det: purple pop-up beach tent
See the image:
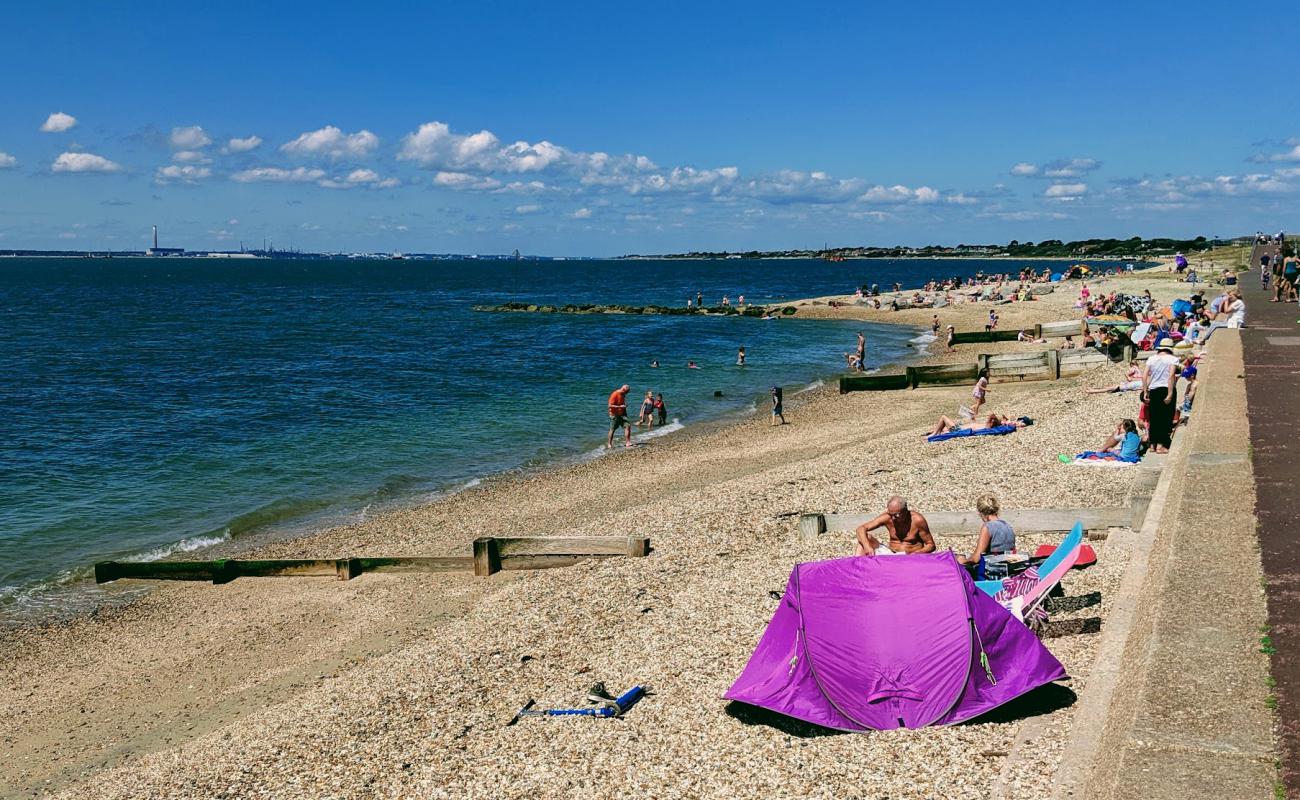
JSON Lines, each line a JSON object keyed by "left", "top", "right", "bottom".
{"left": 725, "top": 553, "right": 1067, "bottom": 730}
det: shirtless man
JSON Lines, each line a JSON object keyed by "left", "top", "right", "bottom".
{"left": 854, "top": 496, "right": 936, "bottom": 556}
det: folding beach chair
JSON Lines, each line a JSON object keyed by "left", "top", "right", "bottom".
{"left": 975, "top": 522, "right": 1084, "bottom": 624}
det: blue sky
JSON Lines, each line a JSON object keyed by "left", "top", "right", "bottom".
{"left": 1, "top": 0, "right": 1297, "bottom": 255}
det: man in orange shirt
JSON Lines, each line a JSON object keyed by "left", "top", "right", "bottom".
{"left": 607, "top": 384, "right": 632, "bottom": 448}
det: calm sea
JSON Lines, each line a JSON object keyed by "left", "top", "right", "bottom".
{"left": 0, "top": 256, "right": 1126, "bottom": 620}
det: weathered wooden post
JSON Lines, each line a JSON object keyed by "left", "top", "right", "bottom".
{"left": 473, "top": 537, "right": 501, "bottom": 576}
{"left": 1123, "top": 343, "right": 1135, "bottom": 363}
{"left": 906, "top": 366, "right": 918, "bottom": 389}
{"left": 1047, "top": 349, "right": 1060, "bottom": 380}
{"left": 798, "top": 514, "right": 827, "bottom": 541}
{"left": 977, "top": 354, "right": 990, "bottom": 375}
{"left": 625, "top": 536, "right": 651, "bottom": 557}
{"left": 335, "top": 558, "right": 360, "bottom": 581}
{"left": 1034, "top": 323, "right": 1043, "bottom": 339}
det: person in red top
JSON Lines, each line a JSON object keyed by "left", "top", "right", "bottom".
{"left": 607, "top": 384, "right": 632, "bottom": 448}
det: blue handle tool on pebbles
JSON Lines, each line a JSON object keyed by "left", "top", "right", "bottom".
{"left": 508, "top": 684, "right": 647, "bottom": 725}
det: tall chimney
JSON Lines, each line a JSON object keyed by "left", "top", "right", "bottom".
{"left": 152, "top": 225, "right": 158, "bottom": 250}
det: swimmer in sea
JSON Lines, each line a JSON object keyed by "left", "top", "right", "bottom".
{"left": 736, "top": 346, "right": 746, "bottom": 366}
{"left": 687, "top": 360, "right": 700, "bottom": 369}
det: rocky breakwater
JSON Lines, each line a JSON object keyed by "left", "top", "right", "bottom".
{"left": 472, "top": 301, "right": 799, "bottom": 317}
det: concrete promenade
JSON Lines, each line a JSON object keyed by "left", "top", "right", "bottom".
{"left": 1242, "top": 239, "right": 1300, "bottom": 797}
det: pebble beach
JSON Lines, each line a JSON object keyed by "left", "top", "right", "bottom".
{"left": 1, "top": 260, "right": 1214, "bottom": 798}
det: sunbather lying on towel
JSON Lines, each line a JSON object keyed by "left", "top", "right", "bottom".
{"left": 926, "top": 413, "right": 1032, "bottom": 438}
{"left": 1083, "top": 361, "right": 1142, "bottom": 394}
{"left": 1075, "top": 418, "right": 1142, "bottom": 463}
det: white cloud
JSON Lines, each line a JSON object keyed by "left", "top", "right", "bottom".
{"left": 572, "top": 207, "right": 592, "bottom": 219}
{"left": 172, "top": 150, "right": 212, "bottom": 164}
{"left": 228, "top": 218, "right": 240, "bottom": 225}
{"left": 170, "top": 125, "right": 212, "bottom": 149}
{"left": 224, "top": 136, "right": 263, "bottom": 154}
{"left": 1012, "top": 158, "right": 1100, "bottom": 178}
{"left": 515, "top": 204, "right": 541, "bottom": 214}
{"left": 52, "top": 152, "right": 122, "bottom": 173}
{"left": 317, "top": 168, "right": 400, "bottom": 189}
{"left": 432, "top": 171, "right": 502, "bottom": 190}
{"left": 1044, "top": 182, "right": 1088, "bottom": 199}
{"left": 1043, "top": 158, "right": 1100, "bottom": 178}
{"left": 40, "top": 112, "right": 77, "bottom": 133}
{"left": 282, "top": 126, "right": 379, "bottom": 159}
{"left": 399, "top": 122, "right": 505, "bottom": 170}
{"left": 400, "top": 120, "right": 655, "bottom": 180}
{"left": 155, "top": 164, "right": 212, "bottom": 184}
{"left": 0, "top": 152, "right": 16, "bottom": 169}
{"left": 231, "top": 166, "right": 326, "bottom": 183}
{"left": 58, "top": 231, "right": 77, "bottom": 239}
{"left": 993, "top": 210, "right": 1070, "bottom": 221}
{"left": 912, "top": 186, "right": 940, "bottom": 204}
{"left": 859, "top": 184, "right": 939, "bottom": 205}
{"left": 1250, "top": 141, "right": 1300, "bottom": 163}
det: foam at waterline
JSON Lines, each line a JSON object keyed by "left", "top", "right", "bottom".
{"left": 793, "top": 379, "right": 824, "bottom": 394}
{"left": 633, "top": 418, "right": 685, "bottom": 442}
{"left": 121, "top": 531, "right": 232, "bottom": 563}
{"left": 910, "top": 333, "right": 938, "bottom": 345}
{"left": 583, "top": 417, "right": 686, "bottom": 459}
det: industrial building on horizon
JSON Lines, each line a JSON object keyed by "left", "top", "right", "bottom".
{"left": 146, "top": 225, "right": 185, "bottom": 257}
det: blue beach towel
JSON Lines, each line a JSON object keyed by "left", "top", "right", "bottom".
{"left": 1074, "top": 450, "right": 1139, "bottom": 464}
{"left": 927, "top": 424, "right": 1017, "bottom": 443}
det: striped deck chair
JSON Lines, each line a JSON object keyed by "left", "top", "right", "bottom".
{"left": 975, "top": 522, "right": 1085, "bottom": 626}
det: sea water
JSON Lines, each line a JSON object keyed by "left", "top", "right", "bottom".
{"left": 0, "top": 256, "right": 1120, "bottom": 619}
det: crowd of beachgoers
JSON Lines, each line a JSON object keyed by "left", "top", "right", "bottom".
{"left": 2, "top": 253, "right": 1262, "bottom": 799}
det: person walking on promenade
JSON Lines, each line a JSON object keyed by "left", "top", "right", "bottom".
{"left": 607, "top": 384, "right": 632, "bottom": 448}
{"left": 1141, "top": 339, "right": 1179, "bottom": 454}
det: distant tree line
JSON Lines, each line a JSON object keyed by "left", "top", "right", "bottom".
{"left": 639, "top": 235, "right": 1217, "bottom": 260}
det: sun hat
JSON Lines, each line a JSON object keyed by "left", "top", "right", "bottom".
{"left": 1157, "top": 338, "right": 1175, "bottom": 351}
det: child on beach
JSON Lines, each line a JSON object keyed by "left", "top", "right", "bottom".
{"left": 945, "top": 325, "right": 956, "bottom": 353}
{"left": 971, "top": 369, "right": 989, "bottom": 418}
{"left": 771, "top": 386, "right": 785, "bottom": 426}
{"left": 637, "top": 390, "right": 656, "bottom": 430}
{"left": 654, "top": 393, "right": 667, "bottom": 426}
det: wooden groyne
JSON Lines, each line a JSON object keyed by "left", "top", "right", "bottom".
{"left": 950, "top": 319, "right": 1085, "bottom": 345}
{"left": 840, "top": 344, "right": 1148, "bottom": 393}
{"left": 473, "top": 301, "right": 793, "bottom": 318}
{"left": 95, "top": 535, "right": 651, "bottom": 584}
{"left": 797, "top": 507, "right": 1134, "bottom": 540}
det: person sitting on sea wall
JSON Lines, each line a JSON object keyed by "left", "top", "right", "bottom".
{"left": 1178, "top": 358, "right": 1198, "bottom": 421}
{"left": 956, "top": 495, "right": 1015, "bottom": 566}
{"left": 854, "top": 496, "right": 936, "bottom": 556}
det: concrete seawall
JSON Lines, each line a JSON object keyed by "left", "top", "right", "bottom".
{"left": 1053, "top": 331, "right": 1277, "bottom": 799}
